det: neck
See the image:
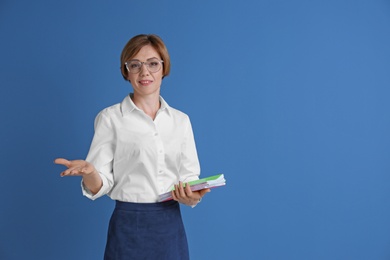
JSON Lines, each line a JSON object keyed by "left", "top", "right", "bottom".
{"left": 131, "top": 93, "right": 161, "bottom": 120}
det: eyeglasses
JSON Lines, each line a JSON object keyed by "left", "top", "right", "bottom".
{"left": 125, "top": 58, "right": 164, "bottom": 74}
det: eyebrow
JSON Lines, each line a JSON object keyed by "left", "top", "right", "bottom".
{"left": 129, "top": 57, "right": 161, "bottom": 62}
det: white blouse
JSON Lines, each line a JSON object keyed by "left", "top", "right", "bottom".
{"left": 81, "top": 94, "right": 200, "bottom": 202}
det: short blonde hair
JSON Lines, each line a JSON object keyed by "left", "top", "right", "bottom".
{"left": 120, "top": 34, "right": 171, "bottom": 80}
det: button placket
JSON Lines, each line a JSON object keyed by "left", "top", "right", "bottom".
{"left": 153, "top": 127, "right": 166, "bottom": 194}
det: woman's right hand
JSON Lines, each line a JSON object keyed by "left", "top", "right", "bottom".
{"left": 54, "top": 158, "right": 97, "bottom": 177}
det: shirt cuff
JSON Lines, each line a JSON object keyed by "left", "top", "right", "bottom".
{"left": 191, "top": 198, "right": 201, "bottom": 208}
{"left": 81, "top": 174, "right": 109, "bottom": 200}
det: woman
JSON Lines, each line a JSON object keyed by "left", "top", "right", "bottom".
{"left": 55, "top": 34, "right": 210, "bottom": 260}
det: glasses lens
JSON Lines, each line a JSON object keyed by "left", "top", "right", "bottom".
{"left": 146, "top": 59, "right": 162, "bottom": 73}
{"left": 126, "top": 61, "right": 142, "bottom": 73}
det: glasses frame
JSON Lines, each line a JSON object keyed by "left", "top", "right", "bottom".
{"left": 125, "top": 59, "right": 164, "bottom": 74}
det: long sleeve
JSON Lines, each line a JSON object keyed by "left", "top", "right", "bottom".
{"left": 179, "top": 118, "right": 200, "bottom": 183}
{"left": 82, "top": 110, "right": 115, "bottom": 200}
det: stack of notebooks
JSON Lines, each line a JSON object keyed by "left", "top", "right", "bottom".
{"left": 158, "top": 174, "right": 226, "bottom": 202}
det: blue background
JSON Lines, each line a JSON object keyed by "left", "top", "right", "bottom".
{"left": 1, "top": 0, "right": 390, "bottom": 259}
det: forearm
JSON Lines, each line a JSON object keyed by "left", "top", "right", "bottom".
{"left": 82, "top": 170, "right": 103, "bottom": 195}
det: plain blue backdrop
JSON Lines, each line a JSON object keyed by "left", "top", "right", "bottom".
{"left": 1, "top": 0, "right": 390, "bottom": 259}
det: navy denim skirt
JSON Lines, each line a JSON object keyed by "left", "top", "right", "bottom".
{"left": 104, "top": 200, "right": 189, "bottom": 260}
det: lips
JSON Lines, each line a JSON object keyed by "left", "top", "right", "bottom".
{"left": 139, "top": 80, "right": 153, "bottom": 86}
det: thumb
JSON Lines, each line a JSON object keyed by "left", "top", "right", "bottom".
{"left": 54, "top": 158, "right": 70, "bottom": 166}
{"left": 199, "top": 188, "right": 211, "bottom": 197}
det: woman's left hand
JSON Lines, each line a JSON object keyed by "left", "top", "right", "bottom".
{"left": 171, "top": 182, "right": 210, "bottom": 206}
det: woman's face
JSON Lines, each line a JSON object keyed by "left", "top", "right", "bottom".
{"left": 126, "top": 45, "right": 164, "bottom": 97}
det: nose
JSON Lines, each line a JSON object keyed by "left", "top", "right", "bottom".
{"left": 139, "top": 63, "right": 150, "bottom": 76}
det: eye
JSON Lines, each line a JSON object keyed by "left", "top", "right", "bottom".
{"left": 129, "top": 62, "right": 141, "bottom": 69}
{"left": 148, "top": 61, "right": 159, "bottom": 67}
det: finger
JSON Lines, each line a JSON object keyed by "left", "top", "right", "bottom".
{"left": 61, "top": 166, "right": 82, "bottom": 176}
{"left": 178, "top": 182, "right": 187, "bottom": 197}
{"left": 184, "top": 182, "right": 193, "bottom": 196}
{"left": 173, "top": 184, "right": 182, "bottom": 199}
{"left": 183, "top": 183, "right": 199, "bottom": 205}
{"left": 61, "top": 170, "right": 83, "bottom": 177}
{"left": 171, "top": 190, "right": 178, "bottom": 201}
{"left": 54, "top": 158, "right": 70, "bottom": 167}
{"left": 61, "top": 169, "right": 75, "bottom": 177}
{"left": 61, "top": 172, "right": 82, "bottom": 177}
{"left": 60, "top": 168, "right": 73, "bottom": 176}
{"left": 199, "top": 188, "right": 211, "bottom": 197}
{"left": 61, "top": 170, "right": 73, "bottom": 177}
{"left": 173, "top": 183, "right": 187, "bottom": 202}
